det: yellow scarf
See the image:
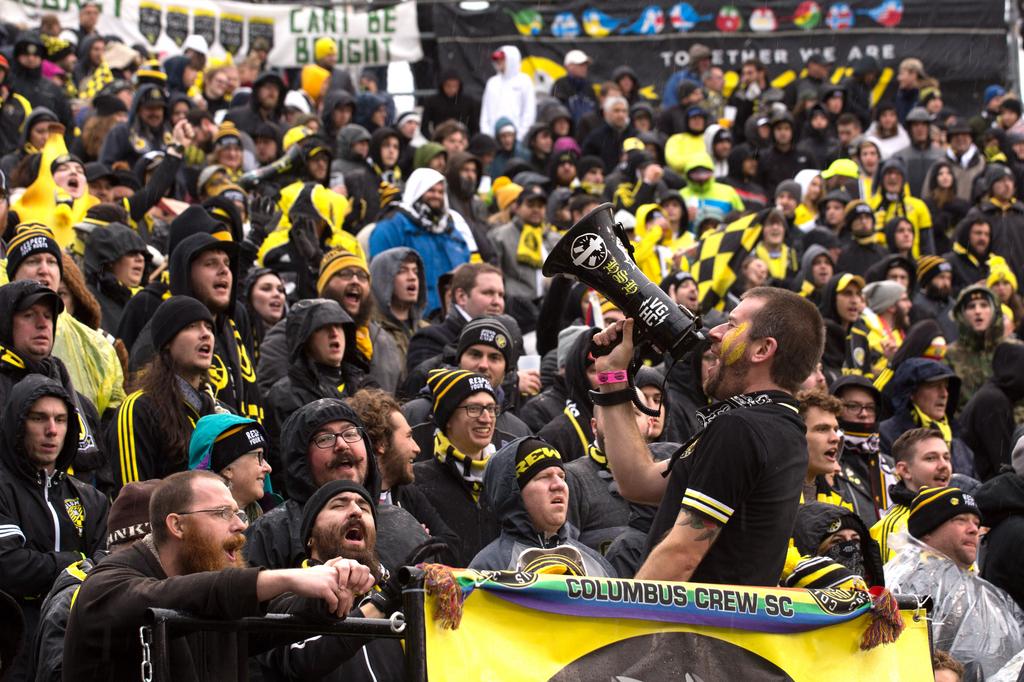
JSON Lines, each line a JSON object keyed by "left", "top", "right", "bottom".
{"left": 434, "top": 428, "right": 489, "bottom": 502}
{"left": 911, "top": 403, "right": 953, "bottom": 444}
{"left": 355, "top": 324, "right": 374, "bottom": 362}
{"left": 754, "top": 243, "right": 793, "bottom": 281}
{"left": 516, "top": 223, "right": 545, "bottom": 268}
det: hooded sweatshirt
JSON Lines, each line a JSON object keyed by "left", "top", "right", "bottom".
{"left": 264, "top": 299, "right": 362, "bottom": 450}
{"left": 487, "top": 116, "right": 528, "bottom": 179}
{"left": 479, "top": 45, "right": 536, "bottom": 142}
{"left": 680, "top": 151, "right": 745, "bottom": 234}
{"left": 368, "top": 168, "right": 472, "bottom": 312}
{"left": 537, "top": 329, "right": 598, "bottom": 463}
{"left": 0, "top": 106, "right": 56, "bottom": 176}
{"left": 945, "top": 284, "right": 1008, "bottom": 410}
{"left": 422, "top": 68, "right": 480, "bottom": 137}
{"left": 944, "top": 217, "right": 995, "bottom": 289}
{"left": 791, "top": 243, "right": 834, "bottom": 304}
{"left": 722, "top": 144, "right": 768, "bottom": 211}
{"left": 224, "top": 71, "right": 286, "bottom": 135}
{"left": 976, "top": 470, "right": 1024, "bottom": 609}
{"left": 247, "top": 399, "right": 373, "bottom": 566}
{"left": 158, "top": 233, "right": 261, "bottom": 421}
{"left": 83, "top": 223, "right": 149, "bottom": 334}
{"left": 869, "top": 157, "right": 935, "bottom": 258}
{"left": 99, "top": 83, "right": 172, "bottom": 168}
{"left": 0, "top": 375, "right": 108, "bottom": 679}
{"left": 0, "top": 282, "right": 105, "bottom": 487}
{"left": 470, "top": 436, "right": 615, "bottom": 576}
{"left": 960, "top": 342, "right": 1024, "bottom": 481}
{"left": 788, "top": 502, "right": 885, "bottom": 588}
{"left": 369, "top": 246, "right": 428, "bottom": 360}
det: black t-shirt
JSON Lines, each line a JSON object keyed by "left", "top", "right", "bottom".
{"left": 645, "top": 391, "right": 808, "bottom": 586}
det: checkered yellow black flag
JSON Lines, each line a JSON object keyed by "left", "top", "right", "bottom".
{"left": 694, "top": 211, "right": 762, "bottom": 311}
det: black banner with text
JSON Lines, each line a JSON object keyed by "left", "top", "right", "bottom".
{"left": 433, "top": 0, "right": 1009, "bottom": 112}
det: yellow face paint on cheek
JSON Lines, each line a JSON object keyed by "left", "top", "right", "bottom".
{"left": 720, "top": 321, "right": 749, "bottom": 366}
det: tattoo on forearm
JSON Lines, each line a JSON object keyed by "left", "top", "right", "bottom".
{"left": 676, "top": 510, "right": 722, "bottom": 542}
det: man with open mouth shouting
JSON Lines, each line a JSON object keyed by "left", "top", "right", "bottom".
{"left": 245, "top": 397, "right": 438, "bottom": 577}
{"left": 258, "top": 479, "right": 407, "bottom": 682}
{"left": 64, "top": 470, "right": 375, "bottom": 682}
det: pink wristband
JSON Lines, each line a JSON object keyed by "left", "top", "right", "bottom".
{"left": 596, "top": 370, "right": 628, "bottom": 385}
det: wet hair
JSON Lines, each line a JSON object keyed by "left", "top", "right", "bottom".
{"left": 892, "top": 427, "right": 945, "bottom": 464}
{"left": 741, "top": 286, "right": 826, "bottom": 393}
{"left": 796, "top": 390, "right": 842, "bottom": 418}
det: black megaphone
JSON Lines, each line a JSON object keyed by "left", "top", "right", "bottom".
{"left": 542, "top": 202, "right": 705, "bottom": 362}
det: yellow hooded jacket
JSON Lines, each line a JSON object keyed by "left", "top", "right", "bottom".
{"left": 13, "top": 131, "right": 99, "bottom": 249}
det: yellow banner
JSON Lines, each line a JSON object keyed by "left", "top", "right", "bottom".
{"left": 424, "top": 572, "right": 932, "bottom": 681}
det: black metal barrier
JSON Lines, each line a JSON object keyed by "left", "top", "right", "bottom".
{"left": 141, "top": 566, "right": 428, "bottom": 682}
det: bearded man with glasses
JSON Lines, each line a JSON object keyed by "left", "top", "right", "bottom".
{"left": 64, "top": 469, "right": 375, "bottom": 682}
{"left": 245, "top": 398, "right": 439, "bottom": 575}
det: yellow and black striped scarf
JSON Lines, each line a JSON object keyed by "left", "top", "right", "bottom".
{"left": 434, "top": 428, "right": 490, "bottom": 502}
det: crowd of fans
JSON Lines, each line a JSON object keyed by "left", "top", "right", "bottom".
{"left": 0, "top": 4, "right": 1023, "bottom": 681}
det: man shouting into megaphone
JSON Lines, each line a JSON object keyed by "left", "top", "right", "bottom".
{"left": 592, "top": 287, "right": 824, "bottom": 586}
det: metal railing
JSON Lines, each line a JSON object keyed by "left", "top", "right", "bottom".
{"left": 140, "top": 566, "right": 427, "bottom": 682}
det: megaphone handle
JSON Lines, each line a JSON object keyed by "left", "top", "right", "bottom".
{"left": 628, "top": 342, "right": 662, "bottom": 418}
{"left": 587, "top": 337, "right": 662, "bottom": 418}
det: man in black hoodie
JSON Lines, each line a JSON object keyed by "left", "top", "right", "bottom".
{"left": 976, "top": 448, "right": 1024, "bottom": 609}
{"left": 164, "top": 231, "right": 261, "bottom": 421}
{"left": 7, "top": 34, "right": 73, "bottom": 136}
{"left": 944, "top": 216, "right": 994, "bottom": 289}
{"left": 264, "top": 298, "right": 363, "bottom": 451}
{"left": 836, "top": 201, "right": 888, "bottom": 277}
{"left": 224, "top": 70, "right": 285, "bottom": 136}
{"left": 0, "top": 107, "right": 57, "bottom": 177}
{"left": 82, "top": 222, "right": 149, "bottom": 335}
{"left": 246, "top": 398, "right": 431, "bottom": 573}
{"left": 320, "top": 89, "right": 356, "bottom": 152}
{"left": 421, "top": 69, "right": 480, "bottom": 138}
{"left": 99, "top": 84, "right": 171, "bottom": 168}
{"left": 961, "top": 343, "right": 1024, "bottom": 481}
{"left": 758, "top": 110, "right": 811, "bottom": 197}
{"left": 0, "top": 280, "right": 104, "bottom": 490}
{"left": 0, "top": 374, "right": 108, "bottom": 680}
{"left": 965, "top": 163, "right": 1024, "bottom": 277}
{"left": 537, "top": 328, "right": 599, "bottom": 463}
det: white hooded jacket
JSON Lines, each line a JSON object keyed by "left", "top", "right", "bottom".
{"left": 479, "top": 45, "right": 537, "bottom": 142}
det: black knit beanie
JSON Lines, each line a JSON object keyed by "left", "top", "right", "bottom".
{"left": 151, "top": 295, "right": 214, "bottom": 351}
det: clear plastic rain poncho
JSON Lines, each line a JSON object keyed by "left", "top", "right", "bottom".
{"left": 886, "top": 534, "right": 1024, "bottom": 680}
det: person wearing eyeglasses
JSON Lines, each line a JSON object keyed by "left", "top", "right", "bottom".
{"left": 188, "top": 413, "right": 274, "bottom": 525}
{"left": 251, "top": 395, "right": 437, "bottom": 574}
{"left": 829, "top": 375, "right": 898, "bottom": 526}
{"left": 411, "top": 368, "right": 502, "bottom": 566}
{"left": 0, "top": 374, "right": 108, "bottom": 680}
{"left": 63, "top": 469, "right": 375, "bottom": 682}
{"left": 264, "top": 299, "right": 365, "bottom": 460}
